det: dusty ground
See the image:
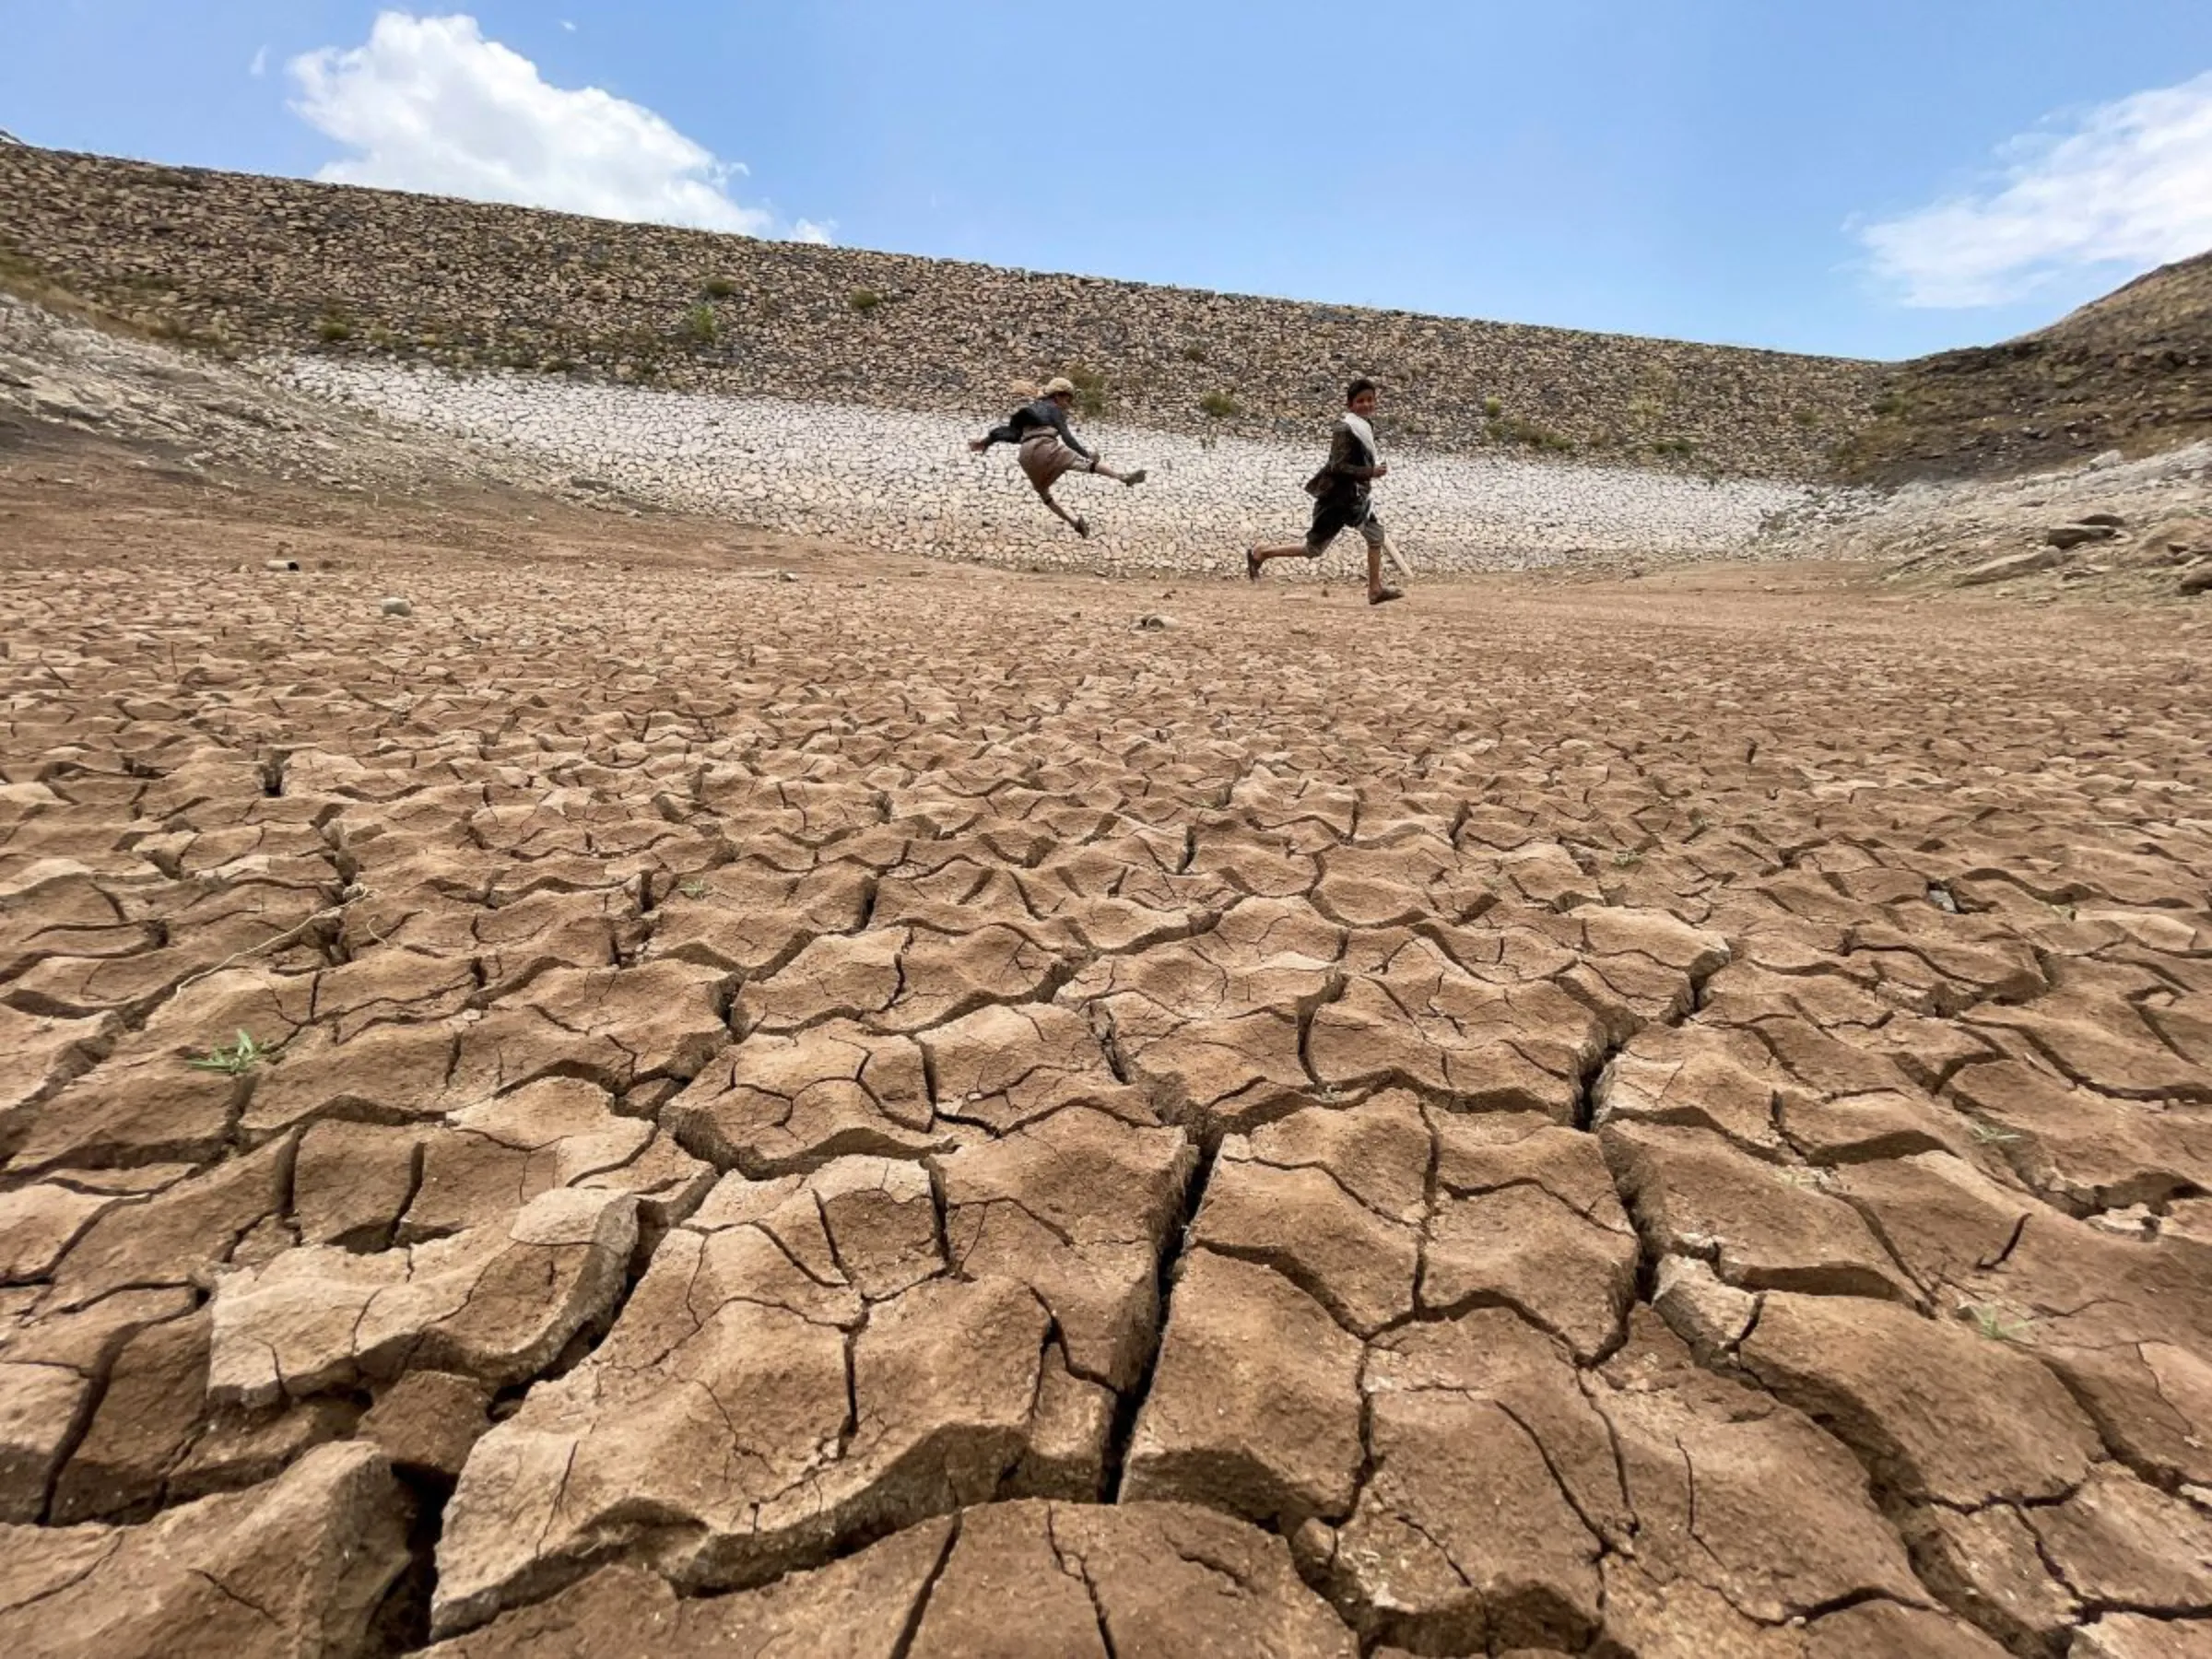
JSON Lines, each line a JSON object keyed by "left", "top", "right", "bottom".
{"left": 4, "top": 430, "right": 2212, "bottom": 1659}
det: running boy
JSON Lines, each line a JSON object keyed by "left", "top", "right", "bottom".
{"left": 971, "top": 377, "right": 1146, "bottom": 538}
{"left": 1246, "top": 376, "right": 1404, "bottom": 605}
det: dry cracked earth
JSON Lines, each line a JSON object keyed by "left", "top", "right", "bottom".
{"left": 4, "top": 450, "right": 2212, "bottom": 1659}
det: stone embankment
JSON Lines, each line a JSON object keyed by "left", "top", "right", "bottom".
{"left": 281, "top": 357, "right": 1827, "bottom": 576}
{"left": 0, "top": 145, "right": 1880, "bottom": 480}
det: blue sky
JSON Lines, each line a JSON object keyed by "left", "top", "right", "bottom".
{"left": 5, "top": 2, "right": 2211, "bottom": 361}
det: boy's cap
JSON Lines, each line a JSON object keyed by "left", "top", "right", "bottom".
{"left": 1042, "top": 377, "right": 1077, "bottom": 397}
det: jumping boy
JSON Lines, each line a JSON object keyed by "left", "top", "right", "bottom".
{"left": 971, "top": 377, "right": 1147, "bottom": 538}
{"left": 1246, "top": 376, "right": 1404, "bottom": 604}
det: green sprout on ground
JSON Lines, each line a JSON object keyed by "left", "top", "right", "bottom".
{"left": 683, "top": 302, "right": 718, "bottom": 345}
{"left": 1962, "top": 1302, "right": 2035, "bottom": 1344}
{"left": 187, "top": 1030, "right": 276, "bottom": 1075}
{"left": 1199, "top": 390, "right": 1241, "bottom": 419}
{"left": 1612, "top": 849, "right": 1644, "bottom": 868}
{"left": 1967, "top": 1119, "right": 2022, "bottom": 1146}
{"left": 676, "top": 877, "right": 715, "bottom": 900}
{"left": 847, "top": 288, "right": 884, "bottom": 314}
{"left": 701, "top": 276, "right": 737, "bottom": 299}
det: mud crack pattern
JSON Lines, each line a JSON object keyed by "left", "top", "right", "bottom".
{"left": 3, "top": 532, "right": 2211, "bottom": 1658}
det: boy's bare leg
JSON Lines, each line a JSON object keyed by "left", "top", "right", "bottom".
{"left": 1034, "top": 484, "right": 1088, "bottom": 536}
{"left": 1364, "top": 538, "right": 1403, "bottom": 604}
{"left": 1247, "top": 540, "right": 1320, "bottom": 571}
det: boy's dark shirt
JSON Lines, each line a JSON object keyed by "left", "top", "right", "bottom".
{"left": 1304, "top": 418, "right": 1382, "bottom": 506}
{"left": 982, "top": 397, "right": 1093, "bottom": 460}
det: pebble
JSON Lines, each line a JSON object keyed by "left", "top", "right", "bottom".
{"left": 380, "top": 596, "right": 413, "bottom": 617}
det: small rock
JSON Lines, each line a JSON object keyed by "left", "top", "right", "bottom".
{"left": 1653, "top": 1256, "right": 1759, "bottom": 1361}
{"left": 1927, "top": 884, "right": 1959, "bottom": 913}
{"left": 2181, "top": 566, "right": 2212, "bottom": 596}
{"left": 1958, "top": 549, "right": 2064, "bottom": 586}
{"left": 2044, "top": 524, "right": 2117, "bottom": 550}
{"left": 2076, "top": 512, "right": 2125, "bottom": 527}
{"left": 2086, "top": 1206, "right": 2158, "bottom": 1240}
{"left": 379, "top": 596, "right": 413, "bottom": 617}
{"left": 264, "top": 558, "right": 300, "bottom": 572}
{"left": 1132, "top": 613, "right": 1175, "bottom": 631}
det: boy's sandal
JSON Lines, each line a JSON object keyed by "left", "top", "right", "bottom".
{"left": 1245, "top": 547, "right": 1262, "bottom": 582}
{"left": 1368, "top": 586, "right": 1405, "bottom": 606}
{"left": 1124, "top": 468, "right": 1147, "bottom": 487}
{"left": 1073, "top": 516, "right": 1091, "bottom": 539}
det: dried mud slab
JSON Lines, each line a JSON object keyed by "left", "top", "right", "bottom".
{"left": 423, "top": 1500, "right": 1357, "bottom": 1657}
{"left": 0, "top": 1443, "right": 411, "bottom": 1659}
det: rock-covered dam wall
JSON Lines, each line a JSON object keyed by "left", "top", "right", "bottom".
{"left": 1, "top": 144, "right": 1886, "bottom": 570}
{"left": 0, "top": 147, "right": 1880, "bottom": 473}
{"left": 280, "top": 358, "right": 1818, "bottom": 577}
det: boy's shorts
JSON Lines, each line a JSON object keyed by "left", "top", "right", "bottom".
{"left": 1307, "top": 496, "right": 1386, "bottom": 554}
{"left": 1018, "top": 432, "right": 1095, "bottom": 490}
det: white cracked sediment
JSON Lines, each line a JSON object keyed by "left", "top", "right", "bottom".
{"left": 274, "top": 358, "right": 1832, "bottom": 578}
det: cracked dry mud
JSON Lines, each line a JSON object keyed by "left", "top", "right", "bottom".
{"left": 4, "top": 469, "right": 2212, "bottom": 1658}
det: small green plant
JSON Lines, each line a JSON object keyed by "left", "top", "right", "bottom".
{"left": 1962, "top": 1302, "right": 2034, "bottom": 1344}
{"left": 676, "top": 877, "right": 714, "bottom": 900}
{"left": 1967, "top": 1119, "right": 2021, "bottom": 1146}
{"left": 847, "top": 288, "right": 884, "bottom": 314}
{"left": 187, "top": 1030, "right": 276, "bottom": 1075}
{"left": 316, "top": 312, "right": 354, "bottom": 344}
{"left": 1488, "top": 415, "right": 1575, "bottom": 453}
{"left": 1199, "top": 389, "right": 1241, "bottom": 419}
{"left": 1872, "top": 391, "right": 1906, "bottom": 418}
{"left": 701, "top": 276, "right": 737, "bottom": 300}
{"left": 1064, "top": 362, "right": 1112, "bottom": 418}
{"left": 1792, "top": 408, "right": 1819, "bottom": 429}
{"left": 1181, "top": 343, "right": 1207, "bottom": 363}
{"left": 1482, "top": 396, "right": 1503, "bottom": 418}
{"left": 683, "top": 302, "right": 718, "bottom": 345}
{"left": 1612, "top": 849, "right": 1644, "bottom": 868}
{"left": 1652, "top": 437, "right": 1699, "bottom": 460}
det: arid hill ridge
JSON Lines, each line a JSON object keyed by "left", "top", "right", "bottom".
{"left": 4, "top": 144, "right": 2206, "bottom": 485}
{"left": 1840, "top": 248, "right": 2212, "bottom": 481}
{"left": 0, "top": 144, "right": 1877, "bottom": 479}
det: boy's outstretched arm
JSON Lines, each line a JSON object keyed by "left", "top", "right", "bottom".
{"left": 1046, "top": 401, "right": 1094, "bottom": 460}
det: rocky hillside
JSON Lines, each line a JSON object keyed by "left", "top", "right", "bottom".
{"left": 1841, "top": 249, "right": 2212, "bottom": 481}
{"left": 0, "top": 144, "right": 1877, "bottom": 480}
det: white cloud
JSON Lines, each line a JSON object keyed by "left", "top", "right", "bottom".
{"left": 560, "top": 19, "right": 577, "bottom": 30}
{"left": 792, "top": 218, "right": 836, "bottom": 246}
{"left": 288, "top": 11, "right": 812, "bottom": 238}
{"left": 1859, "top": 71, "right": 2212, "bottom": 308}
{"left": 250, "top": 45, "right": 269, "bottom": 78}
